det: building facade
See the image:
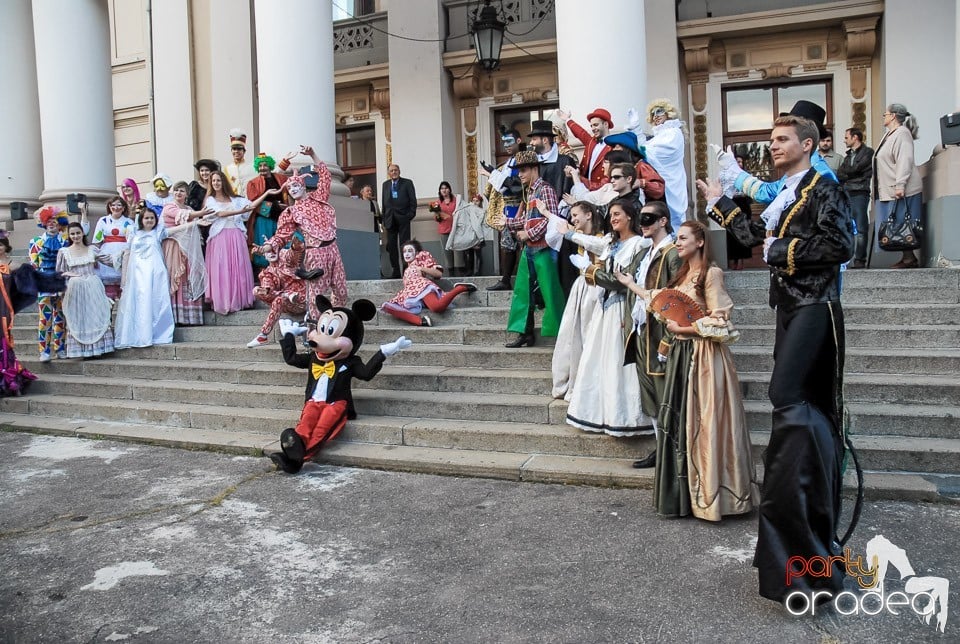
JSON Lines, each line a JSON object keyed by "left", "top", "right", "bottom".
{"left": 2, "top": 0, "right": 958, "bottom": 269}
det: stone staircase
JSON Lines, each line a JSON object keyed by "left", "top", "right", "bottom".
{"left": 3, "top": 269, "right": 960, "bottom": 502}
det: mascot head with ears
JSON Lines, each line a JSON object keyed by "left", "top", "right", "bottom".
{"left": 306, "top": 294, "right": 376, "bottom": 362}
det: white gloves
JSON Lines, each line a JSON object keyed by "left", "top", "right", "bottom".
{"left": 279, "top": 318, "right": 307, "bottom": 337}
{"left": 568, "top": 253, "right": 591, "bottom": 271}
{"left": 626, "top": 107, "right": 643, "bottom": 132}
{"left": 710, "top": 144, "right": 742, "bottom": 198}
{"left": 763, "top": 236, "right": 776, "bottom": 264}
{"left": 380, "top": 335, "right": 412, "bottom": 357}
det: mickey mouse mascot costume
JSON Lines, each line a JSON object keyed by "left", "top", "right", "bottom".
{"left": 269, "top": 295, "right": 412, "bottom": 473}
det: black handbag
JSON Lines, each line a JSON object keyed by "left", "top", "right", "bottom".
{"left": 878, "top": 199, "right": 922, "bottom": 251}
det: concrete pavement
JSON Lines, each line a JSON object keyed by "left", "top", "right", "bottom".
{"left": 0, "top": 431, "right": 956, "bottom": 643}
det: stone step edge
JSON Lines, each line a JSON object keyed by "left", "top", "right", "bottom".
{"left": 1, "top": 413, "right": 956, "bottom": 505}
{"left": 13, "top": 389, "right": 960, "bottom": 421}
{"left": 28, "top": 366, "right": 960, "bottom": 390}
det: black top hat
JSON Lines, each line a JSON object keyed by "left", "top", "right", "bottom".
{"left": 194, "top": 158, "right": 221, "bottom": 171}
{"left": 780, "top": 100, "right": 829, "bottom": 137}
{"left": 528, "top": 120, "right": 555, "bottom": 138}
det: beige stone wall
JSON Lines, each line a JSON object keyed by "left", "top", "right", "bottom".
{"left": 109, "top": 0, "right": 152, "bottom": 190}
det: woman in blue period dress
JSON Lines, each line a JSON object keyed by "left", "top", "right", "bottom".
{"left": 56, "top": 223, "right": 116, "bottom": 358}
{"left": 114, "top": 204, "right": 177, "bottom": 349}
{"left": 565, "top": 198, "right": 653, "bottom": 436}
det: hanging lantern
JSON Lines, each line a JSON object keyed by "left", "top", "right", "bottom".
{"left": 471, "top": 0, "right": 506, "bottom": 72}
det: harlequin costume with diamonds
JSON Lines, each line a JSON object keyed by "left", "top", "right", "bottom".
{"left": 252, "top": 242, "right": 307, "bottom": 341}
{"left": 268, "top": 295, "right": 412, "bottom": 474}
{"left": 261, "top": 160, "right": 347, "bottom": 319}
{"left": 28, "top": 207, "right": 70, "bottom": 359}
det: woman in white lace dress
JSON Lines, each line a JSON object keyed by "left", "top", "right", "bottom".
{"left": 56, "top": 223, "right": 116, "bottom": 358}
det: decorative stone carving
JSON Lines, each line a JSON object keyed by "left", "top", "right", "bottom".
{"left": 464, "top": 106, "right": 477, "bottom": 133}
{"left": 760, "top": 64, "right": 794, "bottom": 80}
{"left": 333, "top": 24, "right": 373, "bottom": 53}
{"left": 843, "top": 17, "right": 879, "bottom": 70}
{"left": 531, "top": 0, "right": 553, "bottom": 20}
{"left": 501, "top": 0, "right": 521, "bottom": 24}
{"left": 465, "top": 134, "right": 478, "bottom": 199}
{"left": 852, "top": 101, "right": 867, "bottom": 132}
{"left": 849, "top": 68, "right": 868, "bottom": 101}
{"left": 693, "top": 115, "right": 708, "bottom": 219}
{"left": 681, "top": 36, "right": 712, "bottom": 79}
{"left": 371, "top": 88, "right": 390, "bottom": 112}
{"left": 451, "top": 65, "right": 480, "bottom": 100}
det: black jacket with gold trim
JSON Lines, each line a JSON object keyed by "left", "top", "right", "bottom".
{"left": 709, "top": 168, "right": 854, "bottom": 311}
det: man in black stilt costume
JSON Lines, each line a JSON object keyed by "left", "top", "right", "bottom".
{"left": 697, "top": 115, "right": 855, "bottom": 604}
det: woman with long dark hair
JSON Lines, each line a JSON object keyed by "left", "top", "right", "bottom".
{"left": 204, "top": 170, "right": 278, "bottom": 314}
{"left": 57, "top": 223, "right": 116, "bottom": 358}
{"left": 565, "top": 198, "right": 652, "bottom": 436}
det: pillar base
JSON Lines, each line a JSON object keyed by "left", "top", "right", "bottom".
{"left": 37, "top": 187, "right": 123, "bottom": 213}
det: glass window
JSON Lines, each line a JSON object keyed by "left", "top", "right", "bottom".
{"left": 333, "top": 0, "right": 375, "bottom": 21}
{"left": 725, "top": 88, "right": 773, "bottom": 133}
{"left": 492, "top": 104, "right": 559, "bottom": 165}
{"left": 722, "top": 80, "right": 832, "bottom": 180}
{"left": 335, "top": 126, "right": 377, "bottom": 196}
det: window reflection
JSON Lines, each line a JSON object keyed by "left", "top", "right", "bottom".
{"left": 726, "top": 88, "right": 773, "bottom": 132}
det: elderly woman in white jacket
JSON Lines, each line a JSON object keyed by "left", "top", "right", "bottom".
{"left": 874, "top": 103, "right": 923, "bottom": 268}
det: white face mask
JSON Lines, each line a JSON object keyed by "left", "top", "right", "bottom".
{"left": 402, "top": 247, "right": 416, "bottom": 263}
{"left": 287, "top": 182, "right": 305, "bottom": 199}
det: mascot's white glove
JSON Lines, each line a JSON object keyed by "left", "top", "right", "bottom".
{"left": 710, "top": 144, "right": 742, "bottom": 198}
{"left": 762, "top": 236, "right": 776, "bottom": 264}
{"left": 278, "top": 318, "right": 307, "bottom": 337}
{"left": 568, "top": 253, "right": 591, "bottom": 271}
{"left": 626, "top": 107, "right": 643, "bottom": 132}
{"left": 380, "top": 335, "right": 412, "bottom": 357}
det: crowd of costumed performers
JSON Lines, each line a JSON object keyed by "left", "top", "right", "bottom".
{"left": 481, "top": 99, "right": 861, "bottom": 609}
{"left": 14, "top": 102, "right": 864, "bottom": 610}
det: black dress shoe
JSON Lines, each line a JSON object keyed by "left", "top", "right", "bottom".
{"left": 280, "top": 428, "right": 305, "bottom": 461}
{"left": 505, "top": 333, "right": 535, "bottom": 348}
{"left": 486, "top": 280, "right": 511, "bottom": 291}
{"left": 269, "top": 451, "right": 303, "bottom": 474}
{"left": 295, "top": 267, "right": 325, "bottom": 281}
{"left": 632, "top": 451, "right": 656, "bottom": 469}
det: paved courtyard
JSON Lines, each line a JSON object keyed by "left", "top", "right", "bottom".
{"left": 0, "top": 431, "right": 955, "bottom": 643}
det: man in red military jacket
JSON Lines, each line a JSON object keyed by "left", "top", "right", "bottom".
{"left": 557, "top": 107, "right": 613, "bottom": 191}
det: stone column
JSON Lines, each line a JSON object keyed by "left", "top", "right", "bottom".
{"left": 555, "top": 0, "right": 646, "bottom": 133}
{"left": 0, "top": 1, "right": 44, "bottom": 221}
{"left": 32, "top": 0, "right": 117, "bottom": 206}
{"left": 253, "top": 0, "right": 345, "bottom": 193}
{"left": 151, "top": 0, "right": 197, "bottom": 180}
{"left": 387, "top": 0, "right": 458, "bottom": 204}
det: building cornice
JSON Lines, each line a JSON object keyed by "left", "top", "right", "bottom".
{"left": 677, "top": 0, "right": 884, "bottom": 38}
{"left": 442, "top": 38, "right": 556, "bottom": 69}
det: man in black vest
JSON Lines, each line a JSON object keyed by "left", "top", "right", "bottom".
{"left": 381, "top": 163, "right": 418, "bottom": 279}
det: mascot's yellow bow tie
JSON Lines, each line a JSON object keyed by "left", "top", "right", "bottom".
{"left": 312, "top": 361, "right": 336, "bottom": 380}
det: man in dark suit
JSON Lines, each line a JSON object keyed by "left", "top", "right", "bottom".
{"left": 381, "top": 163, "right": 418, "bottom": 278}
